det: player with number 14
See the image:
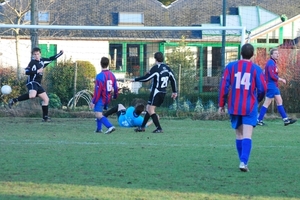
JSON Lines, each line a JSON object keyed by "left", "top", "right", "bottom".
{"left": 218, "top": 43, "right": 267, "bottom": 172}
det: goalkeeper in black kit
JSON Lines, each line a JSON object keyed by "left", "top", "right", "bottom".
{"left": 9, "top": 47, "right": 64, "bottom": 122}
{"left": 131, "top": 52, "right": 177, "bottom": 133}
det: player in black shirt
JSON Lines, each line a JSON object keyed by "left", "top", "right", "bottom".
{"left": 8, "top": 47, "right": 64, "bottom": 122}
{"left": 132, "top": 52, "right": 177, "bottom": 133}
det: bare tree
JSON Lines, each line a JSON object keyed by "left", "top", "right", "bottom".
{"left": 0, "top": 0, "right": 56, "bottom": 79}
{"left": 0, "top": 0, "right": 31, "bottom": 79}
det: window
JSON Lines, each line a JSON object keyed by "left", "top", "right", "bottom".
{"left": 109, "top": 44, "right": 123, "bottom": 71}
{"left": 24, "top": 11, "right": 50, "bottom": 24}
{"left": 257, "top": 39, "right": 267, "bottom": 43}
{"left": 118, "top": 12, "right": 144, "bottom": 26}
{"left": 269, "top": 39, "right": 279, "bottom": 43}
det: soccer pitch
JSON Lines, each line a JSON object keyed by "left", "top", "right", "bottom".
{"left": 0, "top": 117, "right": 299, "bottom": 200}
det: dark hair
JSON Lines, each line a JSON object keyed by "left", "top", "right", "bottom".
{"left": 270, "top": 48, "right": 278, "bottom": 55}
{"left": 31, "top": 47, "right": 41, "bottom": 54}
{"left": 154, "top": 52, "right": 164, "bottom": 62}
{"left": 241, "top": 43, "right": 254, "bottom": 59}
{"left": 134, "top": 104, "right": 145, "bottom": 116}
{"left": 130, "top": 98, "right": 147, "bottom": 106}
{"left": 100, "top": 57, "right": 109, "bottom": 68}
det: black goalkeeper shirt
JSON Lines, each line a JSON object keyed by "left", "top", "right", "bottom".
{"left": 25, "top": 51, "right": 63, "bottom": 84}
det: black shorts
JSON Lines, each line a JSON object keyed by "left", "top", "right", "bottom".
{"left": 148, "top": 90, "right": 166, "bottom": 107}
{"left": 26, "top": 82, "right": 45, "bottom": 94}
{"left": 116, "top": 109, "right": 126, "bottom": 118}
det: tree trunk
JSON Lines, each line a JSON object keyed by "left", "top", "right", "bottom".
{"left": 14, "top": 29, "right": 21, "bottom": 80}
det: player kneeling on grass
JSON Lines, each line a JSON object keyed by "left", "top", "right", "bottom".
{"left": 218, "top": 43, "right": 267, "bottom": 172}
{"left": 104, "top": 103, "right": 154, "bottom": 128}
{"left": 8, "top": 47, "right": 63, "bottom": 122}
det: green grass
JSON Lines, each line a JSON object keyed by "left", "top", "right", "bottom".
{"left": 0, "top": 117, "right": 299, "bottom": 200}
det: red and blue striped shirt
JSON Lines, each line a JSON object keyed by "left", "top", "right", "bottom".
{"left": 92, "top": 70, "right": 118, "bottom": 105}
{"left": 219, "top": 60, "right": 267, "bottom": 115}
{"left": 264, "top": 58, "right": 279, "bottom": 88}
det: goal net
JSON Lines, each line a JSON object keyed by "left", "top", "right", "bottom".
{"left": 0, "top": 24, "right": 245, "bottom": 108}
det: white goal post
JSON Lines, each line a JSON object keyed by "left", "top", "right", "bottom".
{"left": 0, "top": 24, "right": 246, "bottom": 94}
{"left": 0, "top": 24, "right": 246, "bottom": 46}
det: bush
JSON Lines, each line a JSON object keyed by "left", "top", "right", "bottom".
{"left": 48, "top": 93, "right": 62, "bottom": 109}
{"left": 0, "top": 68, "right": 27, "bottom": 104}
{"left": 44, "top": 59, "right": 96, "bottom": 106}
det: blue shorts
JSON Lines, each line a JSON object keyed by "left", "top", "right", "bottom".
{"left": 266, "top": 87, "right": 280, "bottom": 98}
{"left": 230, "top": 108, "right": 258, "bottom": 129}
{"left": 94, "top": 102, "right": 108, "bottom": 112}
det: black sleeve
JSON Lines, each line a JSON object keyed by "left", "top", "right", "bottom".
{"left": 169, "top": 69, "right": 177, "bottom": 93}
{"left": 25, "top": 61, "right": 37, "bottom": 75}
{"left": 42, "top": 51, "right": 64, "bottom": 68}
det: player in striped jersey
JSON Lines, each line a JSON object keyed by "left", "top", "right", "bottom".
{"left": 132, "top": 52, "right": 177, "bottom": 133}
{"left": 218, "top": 43, "right": 267, "bottom": 172}
{"left": 8, "top": 47, "right": 63, "bottom": 122}
{"left": 257, "top": 48, "right": 296, "bottom": 126}
{"left": 90, "top": 57, "right": 118, "bottom": 134}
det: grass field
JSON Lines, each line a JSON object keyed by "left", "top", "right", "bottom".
{"left": 0, "top": 117, "right": 299, "bottom": 200}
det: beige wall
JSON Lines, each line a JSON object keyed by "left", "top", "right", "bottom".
{"left": 0, "top": 38, "right": 109, "bottom": 73}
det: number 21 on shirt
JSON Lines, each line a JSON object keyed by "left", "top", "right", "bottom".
{"left": 235, "top": 72, "right": 251, "bottom": 90}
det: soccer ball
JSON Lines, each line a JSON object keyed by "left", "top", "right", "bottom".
{"left": 1, "top": 85, "right": 12, "bottom": 95}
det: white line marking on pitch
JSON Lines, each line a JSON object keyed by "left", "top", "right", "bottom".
{"left": 0, "top": 139, "right": 298, "bottom": 149}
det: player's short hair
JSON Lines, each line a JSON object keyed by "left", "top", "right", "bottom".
{"left": 241, "top": 43, "right": 254, "bottom": 59}
{"left": 101, "top": 57, "right": 109, "bottom": 68}
{"left": 154, "top": 52, "right": 164, "bottom": 62}
{"left": 130, "top": 98, "right": 147, "bottom": 106}
{"left": 31, "top": 47, "right": 41, "bottom": 54}
{"left": 134, "top": 104, "right": 145, "bottom": 116}
{"left": 270, "top": 48, "right": 278, "bottom": 55}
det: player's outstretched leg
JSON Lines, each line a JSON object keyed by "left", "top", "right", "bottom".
{"left": 8, "top": 94, "right": 30, "bottom": 109}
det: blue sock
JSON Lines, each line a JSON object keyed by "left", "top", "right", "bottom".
{"left": 101, "top": 116, "right": 113, "bottom": 128}
{"left": 96, "top": 118, "right": 102, "bottom": 131}
{"left": 258, "top": 106, "right": 267, "bottom": 121}
{"left": 236, "top": 139, "right": 242, "bottom": 159}
{"left": 277, "top": 105, "right": 287, "bottom": 119}
{"left": 240, "top": 138, "right": 252, "bottom": 164}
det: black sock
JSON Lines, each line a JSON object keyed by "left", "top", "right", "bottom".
{"left": 141, "top": 112, "right": 150, "bottom": 128}
{"left": 151, "top": 113, "right": 161, "bottom": 130}
{"left": 104, "top": 105, "right": 118, "bottom": 117}
{"left": 15, "top": 93, "right": 29, "bottom": 102}
{"left": 42, "top": 105, "right": 48, "bottom": 118}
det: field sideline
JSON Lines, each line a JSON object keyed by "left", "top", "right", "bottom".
{"left": 0, "top": 117, "right": 299, "bottom": 200}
